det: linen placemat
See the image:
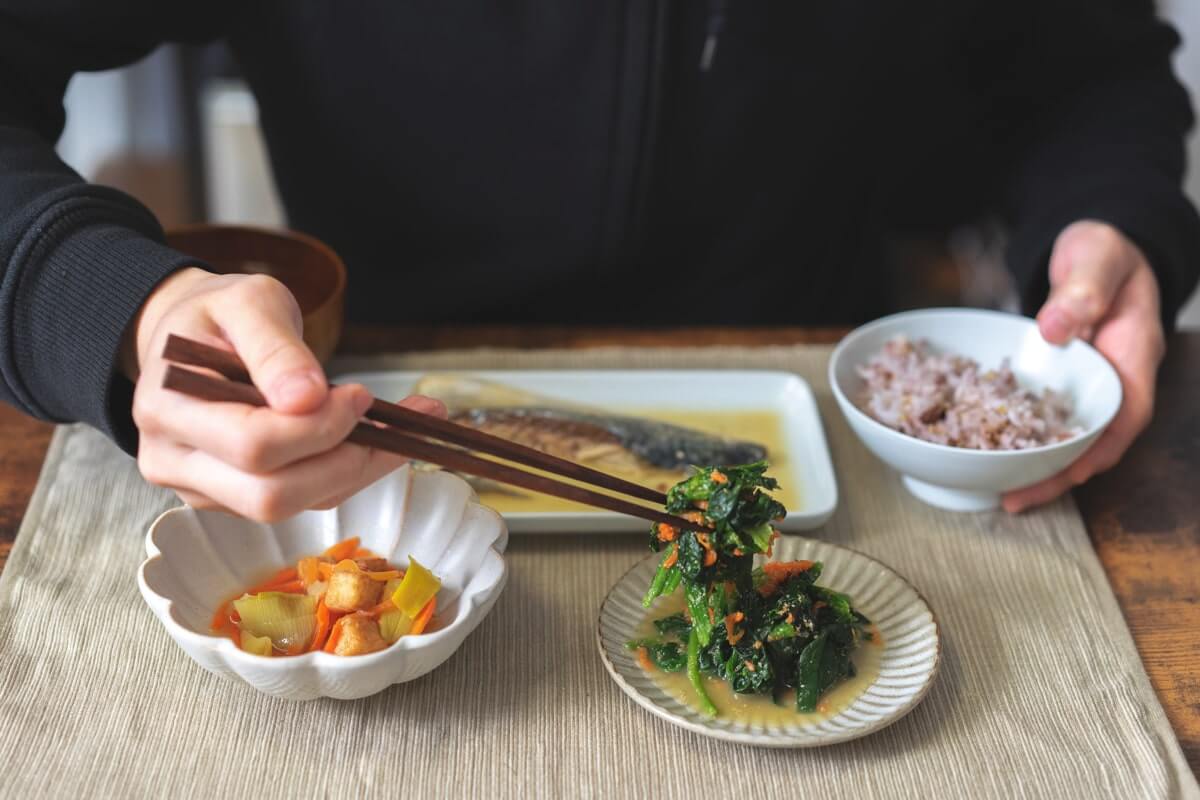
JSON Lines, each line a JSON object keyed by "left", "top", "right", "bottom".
{"left": 0, "top": 346, "right": 1194, "bottom": 800}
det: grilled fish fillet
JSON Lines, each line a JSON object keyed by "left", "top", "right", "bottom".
{"left": 412, "top": 375, "right": 767, "bottom": 471}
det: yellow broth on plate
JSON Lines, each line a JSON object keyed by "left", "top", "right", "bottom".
{"left": 476, "top": 408, "right": 800, "bottom": 514}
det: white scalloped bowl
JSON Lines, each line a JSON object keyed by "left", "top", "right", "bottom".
{"left": 137, "top": 465, "right": 508, "bottom": 701}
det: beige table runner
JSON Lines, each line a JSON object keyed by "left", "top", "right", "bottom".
{"left": 0, "top": 346, "right": 1195, "bottom": 800}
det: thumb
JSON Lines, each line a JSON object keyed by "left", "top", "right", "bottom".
{"left": 210, "top": 276, "right": 328, "bottom": 413}
{"left": 1037, "top": 222, "right": 1139, "bottom": 345}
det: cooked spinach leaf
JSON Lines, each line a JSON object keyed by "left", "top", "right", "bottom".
{"left": 626, "top": 639, "right": 687, "bottom": 672}
{"left": 813, "top": 586, "right": 856, "bottom": 624}
{"left": 653, "top": 612, "right": 691, "bottom": 639}
{"left": 686, "top": 580, "right": 714, "bottom": 647}
{"left": 631, "top": 462, "right": 870, "bottom": 717}
{"left": 727, "top": 642, "right": 774, "bottom": 694}
{"left": 795, "top": 631, "right": 828, "bottom": 712}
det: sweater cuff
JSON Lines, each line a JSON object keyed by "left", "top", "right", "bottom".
{"left": 11, "top": 216, "right": 202, "bottom": 454}
{"left": 1006, "top": 173, "right": 1200, "bottom": 333}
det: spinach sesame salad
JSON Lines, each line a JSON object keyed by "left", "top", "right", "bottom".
{"left": 627, "top": 462, "right": 872, "bottom": 716}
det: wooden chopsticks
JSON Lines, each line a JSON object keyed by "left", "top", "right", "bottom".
{"left": 160, "top": 335, "right": 703, "bottom": 530}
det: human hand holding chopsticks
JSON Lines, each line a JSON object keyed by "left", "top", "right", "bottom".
{"left": 123, "top": 267, "right": 445, "bottom": 520}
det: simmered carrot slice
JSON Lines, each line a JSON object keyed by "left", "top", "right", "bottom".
{"left": 308, "top": 597, "right": 332, "bottom": 652}
{"left": 366, "top": 600, "right": 396, "bottom": 618}
{"left": 322, "top": 616, "right": 348, "bottom": 653}
{"left": 409, "top": 597, "right": 437, "bottom": 635}
{"left": 245, "top": 566, "right": 299, "bottom": 595}
{"left": 322, "top": 537, "right": 361, "bottom": 562}
{"left": 210, "top": 602, "right": 240, "bottom": 644}
{"left": 757, "top": 560, "right": 815, "bottom": 596}
{"left": 663, "top": 543, "right": 679, "bottom": 569}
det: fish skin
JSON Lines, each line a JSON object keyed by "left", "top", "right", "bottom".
{"left": 451, "top": 407, "right": 766, "bottom": 470}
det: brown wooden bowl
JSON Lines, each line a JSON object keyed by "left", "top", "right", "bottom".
{"left": 165, "top": 224, "right": 346, "bottom": 364}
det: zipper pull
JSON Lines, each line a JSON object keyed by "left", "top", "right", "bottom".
{"left": 699, "top": 0, "right": 727, "bottom": 72}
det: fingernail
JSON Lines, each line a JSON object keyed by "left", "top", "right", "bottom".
{"left": 1038, "top": 306, "right": 1074, "bottom": 344}
{"left": 353, "top": 391, "right": 374, "bottom": 417}
{"left": 408, "top": 395, "right": 447, "bottom": 418}
{"left": 274, "top": 370, "right": 323, "bottom": 406}
{"left": 1059, "top": 283, "right": 1102, "bottom": 322}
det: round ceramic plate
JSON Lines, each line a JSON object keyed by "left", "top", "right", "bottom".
{"left": 597, "top": 537, "right": 941, "bottom": 747}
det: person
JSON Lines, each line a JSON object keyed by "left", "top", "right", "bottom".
{"left": 0, "top": 2, "right": 1196, "bottom": 520}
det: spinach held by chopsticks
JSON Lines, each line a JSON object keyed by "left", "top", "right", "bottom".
{"left": 629, "top": 462, "right": 871, "bottom": 716}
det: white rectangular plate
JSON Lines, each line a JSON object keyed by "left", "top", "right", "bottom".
{"left": 335, "top": 369, "right": 838, "bottom": 534}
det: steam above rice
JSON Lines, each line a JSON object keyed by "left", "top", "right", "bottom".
{"left": 857, "top": 336, "right": 1080, "bottom": 450}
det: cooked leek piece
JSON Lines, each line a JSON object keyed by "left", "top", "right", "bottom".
{"left": 382, "top": 577, "right": 403, "bottom": 603}
{"left": 233, "top": 591, "right": 317, "bottom": 653}
{"left": 378, "top": 608, "right": 415, "bottom": 643}
{"left": 240, "top": 630, "right": 274, "bottom": 657}
{"left": 391, "top": 557, "right": 441, "bottom": 618}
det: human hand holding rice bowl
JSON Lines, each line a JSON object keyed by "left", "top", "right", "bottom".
{"left": 828, "top": 309, "right": 1121, "bottom": 512}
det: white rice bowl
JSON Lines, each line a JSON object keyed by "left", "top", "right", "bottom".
{"left": 828, "top": 309, "right": 1121, "bottom": 511}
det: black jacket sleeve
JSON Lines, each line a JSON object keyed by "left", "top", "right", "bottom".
{"left": 993, "top": 1, "right": 1200, "bottom": 329}
{"left": 0, "top": 3, "right": 229, "bottom": 452}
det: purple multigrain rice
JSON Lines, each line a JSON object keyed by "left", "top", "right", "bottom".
{"left": 857, "top": 336, "right": 1079, "bottom": 450}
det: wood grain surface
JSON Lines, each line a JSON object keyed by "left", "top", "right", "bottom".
{"left": 0, "top": 325, "right": 1194, "bottom": 774}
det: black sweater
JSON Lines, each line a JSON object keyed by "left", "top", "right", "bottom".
{"left": 1, "top": 1, "right": 1198, "bottom": 453}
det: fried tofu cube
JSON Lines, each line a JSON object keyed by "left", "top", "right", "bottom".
{"left": 354, "top": 557, "right": 390, "bottom": 572}
{"left": 325, "top": 570, "right": 383, "bottom": 612}
{"left": 334, "top": 613, "right": 387, "bottom": 656}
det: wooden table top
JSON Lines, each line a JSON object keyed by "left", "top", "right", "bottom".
{"left": 0, "top": 325, "right": 1195, "bottom": 775}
